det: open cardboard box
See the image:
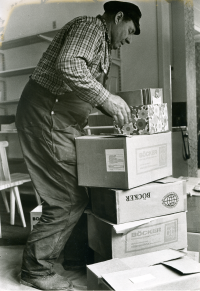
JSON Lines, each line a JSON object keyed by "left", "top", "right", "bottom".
{"left": 87, "top": 249, "right": 200, "bottom": 290}
{"left": 90, "top": 177, "right": 187, "bottom": 224}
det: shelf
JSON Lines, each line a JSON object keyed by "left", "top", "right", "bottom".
{"left": 0, "top": 130, "right": 17, "bottom": 134}
{"left": 0, "top": 66, "right": 35, "bottom": 77}
{"left": 172, "top": 126, "right": 187, "bottom": 132}
{"left": 8, "top": 158, "right": 24, "bottom": 163}
{"left": 112, "top": 57, "right": 121, "bottom": 67}
{"left": 0, "top": 29, "right": 59, "bottom": 50}
{"left": 0, "top": 99, "right": 19, "bottom": 106}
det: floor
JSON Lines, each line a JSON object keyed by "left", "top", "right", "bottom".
{"left": 0, "top": 245, "right": 87, "bottom": 290}
{"left": 0, "top": 194, "right": 87, "bottom": 291}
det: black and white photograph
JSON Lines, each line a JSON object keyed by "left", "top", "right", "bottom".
{"left": 0, "top": 0, "right": 200, "bottom": 290}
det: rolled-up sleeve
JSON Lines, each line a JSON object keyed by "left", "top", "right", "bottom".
{"left": 56, "top": 21, "right": 110, "bottom": 107}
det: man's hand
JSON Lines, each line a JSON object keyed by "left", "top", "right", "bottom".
{"left": 101, "top": 94, "right": 132, "bottom": 127}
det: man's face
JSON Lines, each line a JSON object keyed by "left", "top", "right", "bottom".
{"left": 110, "top": 13, "right": 136, "bottom": 50}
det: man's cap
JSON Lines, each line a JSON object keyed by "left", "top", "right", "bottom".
{"left": 104, "top": 1, "right": 142, "bottom": 35}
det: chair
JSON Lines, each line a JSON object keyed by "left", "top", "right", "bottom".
{"left": 0, "top": 141, "right": 40, "bottom": 228}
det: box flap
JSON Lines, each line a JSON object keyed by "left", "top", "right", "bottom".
{"left": 87, "top": 211, "right": 153, "bottom": 233}
{"left": 162, "top": 257, "right": 200, "bottom": 274}
{"left": 120, "top": 249, "right": 185, "bottom": 268}
{"left": 155, "top": 177, "right": 179, "bottom": 183}
{"left": 113, "top": 217, "right": 156, "bottom": 234}
{"left": 101, "top": 266, "right": 164, "bottom": 290}
{"left": 102, "top": 261, "right": 200, "bottom": 290}
{"left": 87, "top": 258, "right": 130, "bottom": 279}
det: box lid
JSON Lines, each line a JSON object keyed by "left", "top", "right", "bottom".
{"left": 120, "top": 249, "right": 185, "bottom": 269}
{"left": 162, "top": 257, "right": 200, "bottom": 274}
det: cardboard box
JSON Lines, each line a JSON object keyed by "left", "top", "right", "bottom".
{"left": 115, "top": 103, "right": 168, "bottom": 135}
{"left": 143, "top": 88, "right": 163, "bottom": 104}
{"left": 87, "top": 211, "right": 187, "bottom": 260}
{"left": 90, "top": 178, "right": 187, "bottom": 224}
{"left": 186, "top": 250, "right": 200, "bottom": 262}
{"left": 185, "top": 177, "right": 200, "bottom": 233}
{"left": 88, "top": 115, "right": 113, "bottom": 127}
{"left": 117, "top": 90, "right": 144, "bottom": 106}
{"left": 30, "top": 205, "right": 42, "bottom": 230}
{"left": 117, "top": 88, "right": 163, "bottom": 106}
{"left": 87, "top": 249, "right": 197, "bottom": 290}
{"left": 99, "top": 257, "right": 200, "bottom": 290}
{"left": 188, "top": 232, "right": 200, "bottom": 262}
{"left": 75, "top": 132, "right": 172, "bottom": 189}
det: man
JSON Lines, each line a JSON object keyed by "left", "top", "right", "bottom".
{"left": 16, "top": 1, "right": 142, "bottom": 289}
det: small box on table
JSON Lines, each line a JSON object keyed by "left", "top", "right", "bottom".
{"left": 87, "top": 211, "right": 187, "bottom": 260}
{"left": 90, "top": 177, "right": 187, "bottom": 224}
{"left": 75, "top": 132, "right": 172, "bottom": 189}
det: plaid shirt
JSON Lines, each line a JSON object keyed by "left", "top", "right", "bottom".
{"left": 31, "top": 16, "right": 111, "bottom": 107}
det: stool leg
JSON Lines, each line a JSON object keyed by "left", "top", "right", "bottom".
{"left": 10, "top": 188, "right": 15, "bottom": 225}
{"left": 13, "top": 186, "right": 26, "bottom": 227}
{"left": 1, "top": 190, "right": 10, "bottom": 213}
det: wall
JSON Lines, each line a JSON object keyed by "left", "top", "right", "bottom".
{"left": 3, "top": 0, "right": 159, "bottom": 92}
{"left": 120, "top": 0, "right": 159, "bottom": 91}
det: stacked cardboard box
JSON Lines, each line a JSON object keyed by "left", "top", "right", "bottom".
{"left": 186, "top": 177, "right": 200, "bottom": 261}
{"left": 75, "top": 89, "right": 191, "bottom": 289}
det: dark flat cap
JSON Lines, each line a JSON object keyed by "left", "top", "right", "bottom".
{"left": 104, "top": 1, "right": 142, "bottom": 35}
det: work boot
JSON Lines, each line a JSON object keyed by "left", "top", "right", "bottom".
{"left": 20, "top": 272, "right": 73, "bottom": 290}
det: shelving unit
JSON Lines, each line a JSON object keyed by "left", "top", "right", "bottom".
{"left": 0, "top": 99, "right": 19, "bottom": 107}
{"left": 0, "top": 67, "right": 35, "bottom": 78}
{"left": 0, "top": 26, "right": 122, "bottom": 159}
{"left": 0, "top": 29, "right": 59, "bottom": 50}
{"left": 0, "top": 130, "right": 17, "bottom": 134}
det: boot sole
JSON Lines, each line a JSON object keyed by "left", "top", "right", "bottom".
{"left": 20, "top": 278, "right": 73, "bottom": 290}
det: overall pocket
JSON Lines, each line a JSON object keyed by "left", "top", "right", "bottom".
{"left": 52, "top": 125, "right": 84, "bottom": 165}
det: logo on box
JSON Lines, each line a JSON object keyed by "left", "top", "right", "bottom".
{"left": 164, "top": 220, "right": 178, "bottom": 243}
{"left": 162, "top": 192, "right": 179, "bottom": 208}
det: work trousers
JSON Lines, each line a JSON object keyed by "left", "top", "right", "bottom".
{"left": 15, "top": 79, "right": 91, "bottom": 276}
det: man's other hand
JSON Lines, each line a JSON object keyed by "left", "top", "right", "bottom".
{"left": 102, "top": 94, "right": 132, "bottom": 127}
